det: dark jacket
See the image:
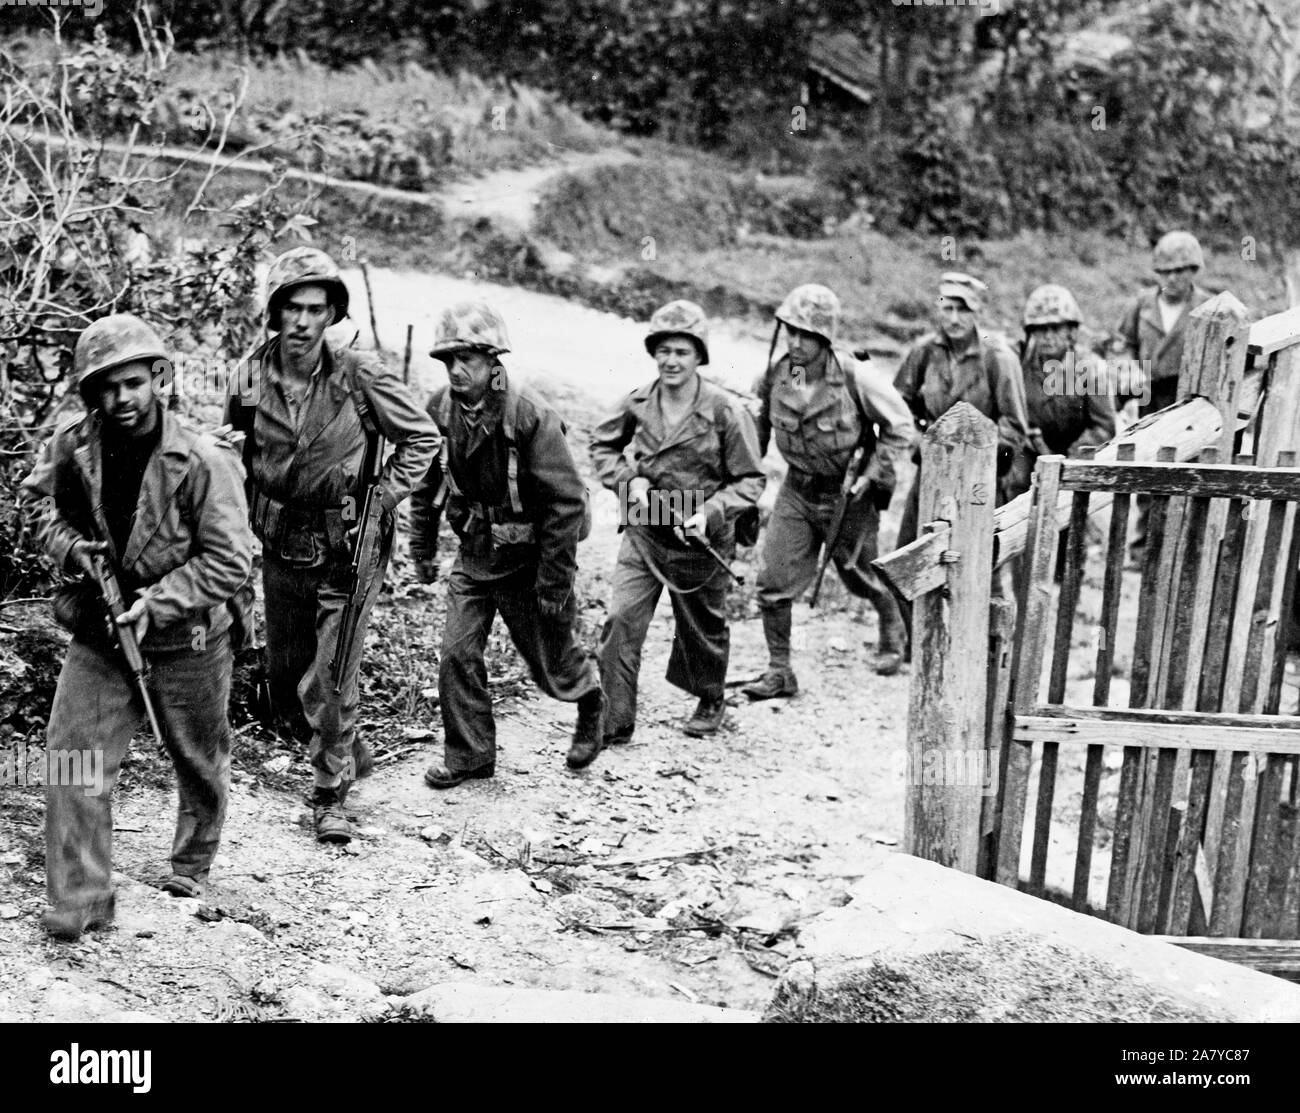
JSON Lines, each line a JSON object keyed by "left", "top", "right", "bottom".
{"left": 409, "top": 374, "right": 587, "bottom": 607}
{"left": 1008, "top": 341, "right": 1119, "bottom": 498}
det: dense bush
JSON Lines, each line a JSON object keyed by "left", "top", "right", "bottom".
{"left": 0, "top": 25, "right": 305, "bottom": 601}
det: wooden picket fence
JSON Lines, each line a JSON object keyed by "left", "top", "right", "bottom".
{"left": 875, "top": 293, "right": 1300, "bottom": 979}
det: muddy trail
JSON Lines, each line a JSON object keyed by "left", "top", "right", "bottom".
{"left": 0, "top": 273, "right": 909, "bottom": 1022}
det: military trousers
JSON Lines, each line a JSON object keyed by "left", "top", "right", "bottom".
{"left": 598, "top": 527, "right": 731, "bottom": 738}
{"left": 756, "top": 481, "right": 900, "bottom": 628}
{"left": 263, "top": 538, "right": 390, "bottom": 789}
{"left": 45, "top": 632, "right": 232, "bottom": 918}
{"left": 440, "top": 562, "right": 600, "bottom": 772}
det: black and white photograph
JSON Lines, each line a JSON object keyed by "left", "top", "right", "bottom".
{"left": 1, "top": 0, "right": 1299, "bottom": 1074}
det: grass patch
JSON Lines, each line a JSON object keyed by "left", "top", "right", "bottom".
{"left": 766, "top": 932, "right": 1221, "bottom": 1022}
{"left": 164, "top": 52, "right": 613, "bottom": 188}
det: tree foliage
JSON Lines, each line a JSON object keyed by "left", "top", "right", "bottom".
{"left": 0, "top": 14, "right": 306, "bottom": 600}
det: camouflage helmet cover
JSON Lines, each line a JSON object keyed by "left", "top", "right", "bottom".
{"left": 1023, "top": 284, "right": 1082, "bottom": 328}
{"left": 645, "top": 299, "right": 710, "bottom": 364}
{"left": 265, "top": 246, "right": 350, "bottom": 328}
{"left": 73, "top": 313, "right": 171, "bottom": 401}
{"left": 1153, "top": 231, "right": 1204, "bottom": 271}
{"left": 774, "top": 284, "right": 840, "bottom": 345}
{"left": 937, "top": 272, "right": 988, "bottom": 312}
{"left": 429, "top": 300, "right": 511, "bottom": 358}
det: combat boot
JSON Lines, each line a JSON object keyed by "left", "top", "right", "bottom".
{"left": 566, "top": 689, "right": 606, "bottom": 770}
{"left": 683, "top": 696, "right": 727, "bottom": 736}
{"left": 742, "top": 669, "right": 799, "bottom": 700}
{"left": 41, "top": 895, "right": 115, "bottom": 942}
{"left": 871, "top": 610, "right": 907, "bottom": 677}
{"left": 312, "top": 786, "right": 353, "bottom": 845}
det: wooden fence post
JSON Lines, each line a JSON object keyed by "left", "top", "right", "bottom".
{"left": 980, "top": 595, "right": 1017, "bottom": 880}
{"left": 905, "top": 402, "right": 998, "bottom": 873}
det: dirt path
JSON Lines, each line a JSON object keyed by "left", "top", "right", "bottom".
{"left": 429, "top": 148, "right": 637, "bottom": 233}
{"left": 342, "top": 262, "right": 768, "bottom": 404}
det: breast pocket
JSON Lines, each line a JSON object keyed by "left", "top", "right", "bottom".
{"left": 816, "top": 414, "right": 858, "bottom": 454}
{"left": 135, "top": 504, "right": 193, "bottom": 582}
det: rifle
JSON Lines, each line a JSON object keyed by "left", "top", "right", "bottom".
{"left": 662, "top": 505, "right": 744, "bottom": 586}
{"left": 90, "top": 552, "right": 167, "bottom": 751}
{"left": 329, "top": 430, "right": 387, "bottom": 694}
{"left": 809, "top": 445, "right": 867, "bottom": 609}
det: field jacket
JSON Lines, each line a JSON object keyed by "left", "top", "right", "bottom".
{"left": 409, "top": 375, "right": 587, "bottom": 607}
{"left": 21, "top": 408, "right": 254, "bottom": 652}
{"left": 589, "top": 374, "right": 763, "bottom": 546}
{"left": 893, "top": 329, "right": 1031, "bottom": 461}
{"left": 755, "top": 348, "right": 915, "bottom": 491}
{"left": 225, "top": 337, "right": 439, "bottom": 563}
{"left": 1114, "top": 285, "right": 1212, "bottom": 385}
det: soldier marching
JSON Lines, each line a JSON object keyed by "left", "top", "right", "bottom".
{"left": 23, "top": 242, "right": 1171, "bottom": 941}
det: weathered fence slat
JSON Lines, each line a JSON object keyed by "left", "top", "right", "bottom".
{"left": 979, "top": 597, "right": 1017, "bottom": 882}
{"left": 1179, "top": 447, "right": 1225, "bottom": 712}
{"left": 1137, "top": 747, "right": 1178, "bottom": 933}
{"left": 1165, "top": 749, "right": 1216, "bottom": 934}
{"left": 1058, "top": 463, "right": 1300, "bottom": 499}
{"left": 996, "top": 455, "right": 1062, "bottom": 889}
{"left": 1210, "top": 753, "right": 1252, "bottom": 937}
{"left": 1015, "top": 715, "right": 1300, "bottom": 753}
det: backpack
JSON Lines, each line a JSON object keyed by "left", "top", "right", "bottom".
{"left": 433, "top": 386, "right": 592, "bottom": 544}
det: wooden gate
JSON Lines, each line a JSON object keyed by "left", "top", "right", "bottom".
{"left": 876, "top": 294, "right": 1300, "bottom": 975}
{"left": 998, "top": 447, "right": 1300, "bottom": 940}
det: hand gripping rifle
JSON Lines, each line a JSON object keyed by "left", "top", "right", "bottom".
{"left": 809, "top": 444, "right": 866, "bottom": 609}
{"left": 90, "top": 552, "right": 167, "bottom": 750}
{"left": 663, "top": 505, "right": 744, "bottom": 586}
{"left": 330, "top": 431, "right": 387, "bottom": 694}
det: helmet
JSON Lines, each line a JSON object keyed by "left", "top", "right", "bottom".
{"left": 774, "top": 284, "right": 839, "bottom": 345}
{"left": 1153, "top": 231, "right": 1203, "bottom": 272}
{"left": 1023, "top": 284, "right": 1082, "bottom": 328}
{"left": 645, "top": 300, "right": 710, "bottom": 364}
{"left": 264, "top": 246, "right": 350, "bottom": 328}
{"left": 428, "top": 300, "right": 511, "bottom": 358}
{"left": 937, "top": 272, "right": 988, "bottom": 312}
{"left": 73, "top": 314, "right": 171, "bottom": 402}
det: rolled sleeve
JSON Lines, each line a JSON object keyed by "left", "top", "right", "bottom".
{"left": 852, "top": 362, "right": 916, "bottom": 457}
{"left": 589, "top": 398, "right": 639, "bottom": 492}
{"left": 359, "top": 363, "right": 441, "bottom": 508}
{"left": 699, "top": 399, "right": 764, "bottom": 531}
